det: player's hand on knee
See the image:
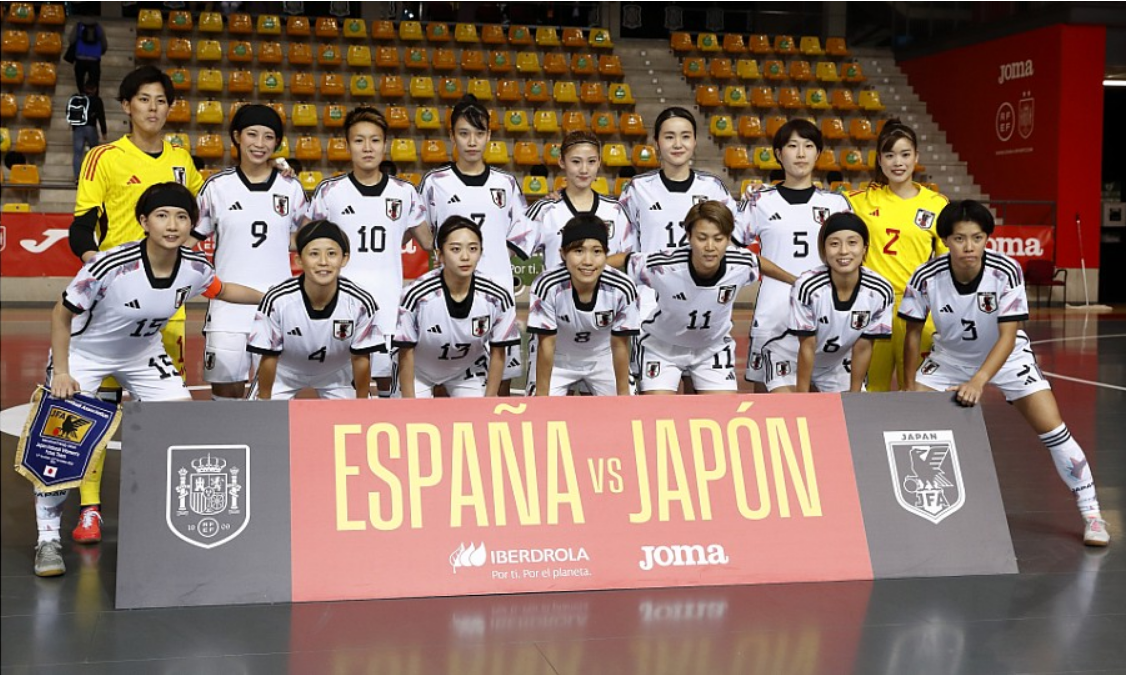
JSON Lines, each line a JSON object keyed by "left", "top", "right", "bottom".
{"left": 947, "top": 380, "right": 984, "bottom": 407}
{"left": 50, "top": 374, "right": 80, "bottom": 400}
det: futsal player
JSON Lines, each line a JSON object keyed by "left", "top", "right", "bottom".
{"left": 901, "top": 200, "right": 1109, "bottom": 546}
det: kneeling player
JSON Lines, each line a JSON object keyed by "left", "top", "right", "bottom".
{"left": 790, "top": 212, "right": 894, "bottom": 392}
{"left": 901, "top": 200, "right": 1109, "bottom": 546}
{"left": 526, "top": 215, "right": 639, "bottom": 396}
{"left": 625, "top": 200, "right": 793, "bottom": 395}
{"left": 248, "top": 220, "right": 384, "bottom": 400}
{"left": 396, "top": 216, "right": 520, "bottom": 398}
{"left": 35, "top": 183, "right": 263, "bottom": 577}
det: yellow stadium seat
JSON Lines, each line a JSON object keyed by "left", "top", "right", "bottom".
{"left": 774, "top": 35, "right": 797, "bottom": 55}
{"left": 800, "top": 36, "right": 824, "bottom": 56}
{"left": 683, "top": 57, "right": 706, "bottom": 79}
{"left": 28, "top": 62, "right": 56, "bottom": 86}
{"left": 375, "top": 46, "right": 399, "bottom": 69}
{"left": 299, "top": 171, "right": 323, "bottom": 192}
{"left": 196, "top": 100, "right": 224, "bottom": 125}
{"left": 0, "top": 93, "right": 17, "bottom": 119}
{"left": 723, "top": 34, "right": 747, "bottom": 53}
{"left": 287, "top": 43, "right": 313, "bottom": 66}
{"left": 228, "top": 41, "right": 253, "bottom": 63}
{"left": 197, "top": 39, "right": 222, "bottom": 62}
{"left": 724, "top": 147, "right": 752, "bottom": 170}
{"left": 39, "top": 4, "right": 66, "bottom": 25}
{"left": 289, "top": 72, "right": 314, "bottom": 97}
{"left": 736, "top": 59, "right": 761, "bottom": 80}
{"left": 137, "top": 9, "right": 163, "bottom": 30}
{"left": 13, "top": 128, "right": 45, "bottom": 153}
{"left": 199, "top": 12, "right": 223, "bottom": 33}
{"left": 1, "top": 61, "right": 24, "bottom": 85}
{"left": 455, "top": 23, "right": 478, "bottom": 43}
{"left": 385, "top": 106, "right": 410, "bottom": 130}
{"left": 609, "top": 83, "right": 635, "bottom": 105}
{"left": 816, "top": 148, "right": 841, "bottom": 171}
{"left": 543, "top": 143, "right": 562, "bottom": 164}
{"left": 406, "top": 47, "right": 430, "bottom": 70}
{"left": 270, "top": 136, "right": 290, "bottom": 160}
{"left": 669, "top": 32, "right": 692, "bottom": 53}
{"left": 571, "top": 52, "right": 595, "bottom": 76}
{"left": 513, "top": 141, "right": 540, "bottom": 166}
{"left": 409, "top": 76, "right": 436, "bottom": 99}
{"left": 2, "top": 30, "right": 30, "bottom": 55}
{"left": 589, "top": 177, "right": 610, "bottom": 195}
{"left": 533, "top": 110, "right": 560, "bottom": 134}
{"left": 348, "top": 45, "right": 373, "bottom": 67}
{"left": 842, "top": 62, "right": 866, "bottom": 83}
{"left": 228, "top": 70, "right": 254, "bottom": 94}
{"left": 9, "top": 164, "right": 39, "bottom": 184}
{"left": 562, "top": 111, "right": 588, "bottom": 134}
{"left": 697, "top": 33, "right": 721, "bottom": 52}
{"left": 483, "top": 141, "right": 510, "bottom": 165}
{"left": 859, "top": 88, "right": 885, "bottom": 111}
{"left": 709, "top": 58, "right": 734, "bottom": 80}
{"left": 255, "top": 14, "right": 281, "bottom": 35}
{"left": 415, "top": 106, "right": 441, "bottom": 130}
{"left": 167, "top": 68, "right": 190, "bottom": 91}
{"left": 295, "top": 136, "right": 322, "bottom": 162}
{"left": 332, "top": 17, "right": 360, "bottom": 40}
{"left": 134, "top": 37, "right": 161, "bottom": 60}
{"left": 509, "top": 25, "right": 533, "bottom": 45}
{"left": 826, "top": 37, "right": 850, "bottom": 57}
{"left": 195, "top": 133, "right": 225, "bottom": 160}
{"left": 765, "top": 115, "right": 787, "bottom": 138}
{"left": 326, "top": 136, "right": 349, "bottom": 161}
{"left": 228, "top": 13, "right": 252, "bottom": 34}
{"left": 695, "top": 85, "right": 721, "bottom": 108}
{"left": 391, "top": 139, "right": 418, "bottom": 163}
{"left": 467, "top": 78, "right": 493, "bottom": 100}
{"left": 398, "top": 20, "right": 423, "bottom": 41}
{"left": 738, "top": 115, "right": 763, "bottom": 139}
{"left": 432, "top": 47, "right": 456, "bottom": 71}
{"left": 197, "top": 68, "right": 223, "bottom": 93}
{"left": 841, "top": 148, "right": 866, "bottom": 172}
{"left": 3, "top": 202, "right": 31, "bottom": 212}
{"left": 425, "top": 23, "right": 450, "bottom": 42}
{"left": 350, "top": 74, "right": 376, "bottom": 97}
{"left": 1, "top": 126, "right": 12, "bottom": 151}
{"left": 816, "top": 61, "right": 841, "bottom": 82}
{"left": 591, "top": 111, "right": 617, "bottom": 135}
{"left": 589, "top": 28, "right": 613, "bottom": 49}
{"left": 832, "top": 88, "right": 858, "bottom": 111}
{"left": 778, "top": 86, "right": 804, "bottom": 110}
{"left": 461, "top": 50, "right": 485, "bottom": 72}
{"left": 562, "top": 28, "right": 586, "bottom": 48}
{"left": 438, "top": 76, "right": 464, "bottom": 100}
{"left": 763, "top": 59, "right": 786, "bottom": 81}
{"left": 21, "top": 94, "right": 50, "bottom": 120}
{"left": 790, "top": 60, "right": 814, "bottom": 81}
{"left": 740, "top": 178, "right": 764, "bottom": 195}
{"left": 753, "top": 146, "right": 781, "bottom": 170}
{"left": 522, "top": 176, "right": 548, "bottom": 197}
{"left": 535, "top": 27, "right": 561, "bottom": 47}
{"left": 632, "top": 145, "right": 659, "bottom": 168}
{"left": 315, "top": 17, "right": 339, "bottom": 39}
{"left": 709, "top": 115, "right": 735, "bottom": 138}
{"left": 318, "top": 44, "right": 342, "bottom": 67}
{"left": 258, "top": 71, "right": 284, "bottom": 95}
{"left": 489, "top": 51, "right": 514, "bottom": 73}
{"left": 494, "top": 79, "right": 521, "bottom": 103}
{"left": 830, "top": 180, "right": 852, "bottom": 194}
{"left": 806, "top": 87, "right": 830, "bottom": 109}
{"left": 509, "top": 53, "right": 539, "bottom": 76}
{"left": 166, "top": 38, "right": 192, "bottom": 61}
{"left": 580, "top": 82, "right": 606, "bottom": 105}
{"left": 320, "top": 73, "right": 346, "bottom": 97}
{"left": 723, "top": 86, "right": 750, "bottom": 108}
{"left": 6, "top": 3, "right": 33, "bottom": 23}
{"left": 821, "top": 117, "right": 847, "bottom": 140}
{"left": 292, "top": 103, "right": 318, "bottom": 127}
{"left": 421, "top": 139, "right": 449, "bottom": 164}
{"left": 482, "top": 25, "right": 506, "bottom": 45}
{"left": 849, "top": 118, "right": 876, "bottom": 141}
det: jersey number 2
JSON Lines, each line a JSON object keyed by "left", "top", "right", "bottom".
{"left": 882, "top": 228, "right": 900, "bottom": 256}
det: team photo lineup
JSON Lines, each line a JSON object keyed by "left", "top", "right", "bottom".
{"left": 27, "top": 59, "right": 1108, "bottom": 579}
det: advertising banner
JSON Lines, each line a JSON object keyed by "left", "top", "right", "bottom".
{"left": 987, "top": 225, "right": 1054, "bottom": 267}
{"left": 0, "top": 213, "right": 83, "bottom": 277}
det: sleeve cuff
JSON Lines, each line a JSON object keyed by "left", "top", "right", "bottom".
{"left": 525, "top": 326, "right": 557, "bottom": 335}
{"left": 862, "top": 332, "right": 892, "bottom": 340}
{"left": 998, "top": 314, "right": 1029, "bottom": 323}
{"left": 491, "top": 339, "right": 522, "bottom": 348}
{"left": 507, "top": 242, "right": 530, "bottom": 260}
{"left": 392, "top": 339, "right": 417, "bottom": 348}
{"left": 246, "top": 345, "right": 281, "bottom": 356}
{"left": 611, "top": 329, "right": 640, "bottom": 337}
{"left": 790, "top": 329, "right": 817, "bottom": 337}
{"left": 350, "top": 343, "right": 387, "bottom": 355}
{"left": 61, "top": 297, "right": 85, "bottom": 315}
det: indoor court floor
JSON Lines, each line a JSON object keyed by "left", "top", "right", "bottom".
{"left": 1, "top": 304, "right": 1123, "bottom": 674}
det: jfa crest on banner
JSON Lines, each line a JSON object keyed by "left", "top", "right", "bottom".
{"left": 595, "top": 310, "right": 613, "bottom": 328}
{"left": 914, "top": 209, "right": 936, "bottom": 230}
{"left": 977, "top": 292, "right": 998, "bottom": 314}
{"left": 884, "top": 430, "right": 964, "bottom": 524}
{"left": 717, "top": 285, "right": 736, "bottom": 304}
{"left": 812, "top": 206, "right": 830, "bottom": 224}
{"left": 472, "top": 315, "right": 491, "bottom": 337}
{"left": 174, "top": 285, "right": 192, "bottom": 309}
{"left": 273, "top": 194, "right": 290, "bottom": 216}
{"left": 333, "top": 319, "right": 354, "bottom": 340}
{"left": 850, "top": 310, "right": 871, "bottom": 330}
{"left": 386, "top": 198, "right": 402, "bottom": 221}
{"left": 167, "top": 445, "right": 249, "bottom": 549}
{"left": 490, "top": 188, "right": 506, "bottom": 208}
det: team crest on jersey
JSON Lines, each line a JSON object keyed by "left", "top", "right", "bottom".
{"left": 812, "top": 206, "right": 831, "bottom": 224}
{"left": 490, "top": 188, "right": 507, "bottom": 208}
{"left": 750, "top": 352, "right": 764, "bottom": 370}
{"left": 386, "top": 198, "right": 403, "bottom": 221}
{"left": 645, "top": 361, "right": 661, "bottom": 378}
{"left": 977, "top": 292, "right": 998, "bottom": 314}
{"left": 884, "top": 430, "right": 965, "bottom": 524}
{"left": 850, "top": 310, "right": 871, "bottom": 330}
{"left": 717, "top": 285, "right": 737, "bottom": 304}
{"left": 204, "top": 351, "right": 215, "bottom": 371}
{"left": 472, "top": 315, "right": 491, "bottom": 337}
{"left": 914, "top": 209, "right": 936, "bottom": 230}
{"left": 273, "top": 194, "right": 290, "bottom": 216}
{"left": 167, "top": 445, "right": 249, "bottom": 549}
{"left": 174, "top": 285, "right": 192, "bottom": 309}
{"left": 692, "top": 195, "right": 708, "bottom": 205}
{"left": 776, "top": 361, "right": 792, "bottom": 376}
{"left": 172, "top": 166, "right": 187, "bottom": 185}
{"left": 603, "top": 219, "right": 615, "bottom": 238}
{"left": 594, "top": 310, "right": 613, "bottom": 328}
{"left": 333, "top": 319, "right": 354, "bottom": 340}
{"left": 921, "top": 358, "right": 941, "bottom": 375}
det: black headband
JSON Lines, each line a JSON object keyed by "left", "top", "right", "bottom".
{"left": 137, "top": 183, "right": 195, "bottom": 218}
{"left": 821, "top": 213, "right": 869, "bottom": 246}
{"left": 561, "top": 216, "right": 608, "bottom": 250}
{"left": 231, "top": 104, "right": 283, "bottom": 139}
{"left": 296, "top": 219, "right": 350, "bottom": 255}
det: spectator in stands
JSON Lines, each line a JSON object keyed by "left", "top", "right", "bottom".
{"left": 70, "top": 83, "right": 107, "bottom": 181}
{"left": 3, "top": 151, "right": 28, "bottom": 172}
{"left": 67, "top": 17, "right": 107, "bottom": 91}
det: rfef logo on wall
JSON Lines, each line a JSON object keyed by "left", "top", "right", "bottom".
{"left": 167, "top": 444, "right": 250, "bottom": 549}
{"left": 884, "top": 430, "right": 965, "bottom": 524}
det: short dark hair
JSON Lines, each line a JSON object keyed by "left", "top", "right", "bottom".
{"left": 937, "top": 199, "right": 995, "bottom": 238}
{"left": 437, "top": 215, "right": 483, "bottom": 249}
{"left": 119, "top": 65, "right": 175, "bottom": 105}
{"left": 684, "top": 200, "right": 734, "bottom": 237}
{"left": 344, "top": 106, "right": 389, "bottom": 140}
{"left": 653, "top": 106, "right": 696, "bottom": 140}
{"left": 134, "top": 182, "right": 198, "bottom": 225}
{"left": 772, "top": 118, "right": 824, "bottom": 159}
{"left": 817, "top": 212, "right": 869, "bottom": 259}
{"left": 450, "top": 94, "right": 489, "bottom": 132}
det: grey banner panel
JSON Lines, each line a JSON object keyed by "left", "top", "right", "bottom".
{"left": 116, "top": 401, "right": 293, "bottom": 609}
{"left": 843, "top": 392, "right": 1017, "bottom": 578}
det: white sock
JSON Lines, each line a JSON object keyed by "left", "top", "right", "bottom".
{"left": 211, "top": 394, "right": 241, "bottom": 402}
{"left": 35, "top": 490, "right": 68, "bottom": 543}
{"left": 1039, "top": 424, "right": 1100, "bottom": 515}
{"left": 376, "top": 388, "right": 392, "bottom": 399}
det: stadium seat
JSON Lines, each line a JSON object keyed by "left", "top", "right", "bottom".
{"left": 39, "top": 5, "right": 66, "bottom": 25}
{"left": 562, "top": 111, "right": 588, "bottom": 134}
{"left": 336, "top": 17, "right": 362, "bottom": 39}
{"left": 806, "top": 88, "right": 831, "bottom": 109}
{"left": 842, "top": 62, "right": 866, "bottom": 83}
{"left": 598, "top": 54, "right": 624, "bottom": 77}
{"left": 379, "top": 75, "right": 405, "bottom": 98}
{"left": 270, "top": 136, "right": 290, "bottom": 159}
{"left": 13, "top": 128, "right": 45, "bottom": 153}
{"left": 256, "top": 14, "right": 281, "bottom": 35}
{"left": 166, "top": 38, "right": 192, "bottom": 61}
{"left": 535, "top": 27, "right": 561, "bottom": 47}
{"left": 3, "top": 202, "right": 30, "bottom": 211}
{"left": 0, "top": 61, "right": 23, "bottom": 85}
{"left": 562, "top": 28, "right": 586, "bottom": 48}
{"left": 197, "top": 68, "right": 223, "bottom": 93}
{"left": 415, "top": 106, "right": 441, "bottom": 130}
{"left": 750, "top": 86, "right": 775, "bottom": 108}
{"left": 695, "top": 85, "right": 721, "bottom": 108}
{"left": 489, "top": 51, "right": 514, "bottom": 73}
{"left": 228, "top": 41, "right": 253, "bottom": 63}
{"left": 292, "top": 103, "right": 318, "bottom": 127}
{"left": 488, "top": 108, "right": 501, "bottom": 131}
{"left": 467, "top": 78, "right": 493, "bottom": 100}
{"left": 350, "top": 74, "right": 376, "bottom": 98}
{"left": 481, "top": 25, "right": 506, "bottom": 45}
{"left": 591, "top": 111, "right": 617, "bottom": 135}
{"left": 166, "top": 98, "right": 191, "bottom": 124}
{"left": 425, "top": 23, "right": 450, "bottom": 42}
{"left": 299, "top": 171, "right": 323, "bottom": 192}
{"left": 496, "top": 79, "right": 522, "bottom": 102}
{"left": 670, "top": 32, "right": 692, "bottom": 53}
{"left": 724, "top": 147, "right": 752, "bottom": 170}
{"left": 347, "top": 45, "right": 373, "bottom": 68}
{"left": 764, "top": 115, "right": 787, "bottom": 138}
{"left": 227, "top": 100, "right": 247, "bottom": 120}
{"left": 0, "top": 93, "right": 17, "bottom": 119}
{"left": 421, "top": 139, "right": 449, "bottom": 163}
{"left": 580, "top": 82, "right": 607, "bottom": 105}
{"left": 295, "top": 136, "right": 323, "bottom": 162}
{"left": 374, "top": 46, "right": 399, "bottom": 69}
{"left": 800, "top": 36, "right": 824, "bottom": 56}
{"left": 840, "top": 148, "right": 865, "bottom": 172}
{"left": 134, "top": 37, "right": 161, "bottom": 60}
{"left": 2, "top": 30, "right": 30, "bottom": 55}
{"left": 290, "top": 72, "right": 315, "bottom": 96}
{"left": 816, "top": 149, "right": 841, "bottom": 171}
{"left": 522, "top": 175, "right": 549, "bottom": 197}
{"left": 27, "top": 62, "right": 56, "bottom": 87}
{"left": 697, "top": 33, "right": 721, "bottom": 52}
{"left": 826, "top": 37, "right": 850, "bottom": 57}
{"left": 778, "top": 86, "right": 804, "bottom": 110}
{"left": 849, "top": 118, "right": 876, "bottom": 141}
{"left": 258, "top": 71, "right": 284, "bottom": 95}
{"left": 409, "top": 76, "right": 436, "bottom": 99}
{"left": 619, "top": 113, "right": 646, "bottom": 136}
{"left": 723, "top": 34, "right": 747, "bottom": 53}
{"left": 315, "top": 17, "right": 339, "bottom": 39}
{"left": 322, "top": 104, "right": 346, "bottom": 129}
{"left": 523, "top": 80, "right": 549, "bottom": 104}
{"left": 709, "top": 58, "right": 734, "bottom": 80}
{"left": 228, "top": 70, "right": 254, "bottom": 94}
{"left": 391, "top": 139, "right": 418, "bottom": 163}
{"left": 318, "top": 44, "right": 342, "bottom": 66}
{"left": 553, "top": 176, "right": 568, "bottom": 192}
{"left": 21, "top": 94, "right": 50, "bottom": 119}
{"left": 723, "top": 86, "right": 750, "bottom": 108}
{"left": 859, "top": 89, "right": 885, "bottom": 111}
{"left": 6, "top": 3, "right": 33, "bottom": 23}
{"left": 774, "top": 35, "right": 797, "bottom": 55}
{"left": 326, "top": 136, "right": 349, "bottom": 160}
{"left": 195, "top": 133, "right": 225, "bottom": 159}
{"left": 763, "top": 60, "right": 786, "bottom": 81}
{"left": 570, "top": 53, "right": 594, "bottom": 76}
{"left": 589, "top": 177, "right": 610, "bottom": 195}
{"left": 1, "top": 126, "right": 14, "bottom": 151}
{"left": 790, "top": 60, "right": 814, "bottom": 81}
{"left": 514, "top": 141, "right": 540, "bottom": 166}
{"left": 167, "top": 68, "right": 190, "bottom": 91}
{"left": 515, "top": 52, "right": 541, "bottom": 75}
{"left": 404, "top": 47, "right": 430, "bottom": 70}
{"left": 738, "top": 115, "right": 764, "bottom": 139}
{"left": 197, "top": 39, "right": 222, "bottom": 62}
{"left": 533, "top": 110, "right": 560, "bottom": 134}
{"left": 589, "top": 28, "right": 613, "bottom": 48}
{"left": 748, "top": 34, "right": 772, "bottom": 54}
{"left": 632, "top": 145, "right": 659, "bottom": 168}
{"left": 821, "top": 117, "right": 847, "bottom": 140}
{"left": 609, "top": 84, "right": 635, "bottom": 105}
{"left": 682, "top": 57, "right": 706, "bottom": 79}
{"left": 543, "top": 143, "right": 562, "bottom": 164}
{"left": 198, "top": 12, "right": 223, "bottom": 33}
{"left": 831, "top": 88, "right": 858, "bottom": 111}
{"left": 196, "top": 100, "right": 223, "bottom": 125}
{"left": 602, "top": 143, "right": 630, "bottom": 167}
{"left": 736, "top": 59, "right": 761, "bottom": 80}
{"left": 543, "top": 53, "right": 569, "bottom": 76}
{"left": 504, "top": 110, "right": 530, "bottom": 133}
{"left": 137, "top": 9, "right": 162, "bottom": 30}
{"left": 611, "top": 177, "right": 630, "bottom": 196}
{"left": 287, "top": 43, "right": 313, "bottom": 66}
{"left": 814, "top": 61, "right": 841, "bottom": 83}
{"left": 553, "top": 81, "right": 579, "bottom": 104}
{"left": 438, "top": 77, "right": 464, "bottom": 100}
{"left": 399, "top": 172, "right": 422, "bottom": 187}
{"left": 258, "top": 42, "right": 283, "bottom": 65}
{"left": 461, "top": 50, "right": 486, "bottom": 72}
{"left": 740, "top": 178, "right": 764, "bottom": 195}
{"left": 709, "top": 115, "right": 735, "bottom": 138}
{"left": 432, "top": 48, "right": 456, "bottom": 71}
{"left": 9, "top": 164, "right": 39, "bottom": 184}
{"left": 830, "top": 180, "right": 852, "bottom": 193}
{"left": 483, "top": 140, "right": 509, "bottom": 165}
{"left": 509, "top": 25, "right": 532, "bottom": 45}
{"left": 455, "top": 23, "right": 479, "bottom": 43}
{"left": 753, "top": 146, "right": 781, "bottom": 170}
{"left": 228, "top": 13, "right": 253, "bottom": 34}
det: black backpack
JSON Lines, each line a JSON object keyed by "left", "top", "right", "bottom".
{"left": 66, "top": 94, "right": 89, "bottom": 126}
{"left": 80, "top": 23, "right": 98, "bottom": 44}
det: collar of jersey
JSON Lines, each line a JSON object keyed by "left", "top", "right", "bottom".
{"left": 441, "top": 273, "right": 476, "bottom": 319}
{"left": 688, "top": 255, "right": 726, "bottom": 287}
{"left": 139, "top": 240, "right": 182, "bottom": 289}
{"left": 298, "top": 275, "right": 340, "bottom": 319}
{"left": 950, "top": 256, "right": 986, "bottom": 295}
{"left": 562, "top": 190, "right": 598, "bottom": 217}
{"left": 571, "top": 277, "right": 601, "bottom": 311}
{"left": 348, "top": 171, "right": 389, "bottom": 197}
{"left": 236, "top": 167, "right": 278, "bottom": 192}
{"left": 831, "top": 269, "right": 864, "bottom": 311}
{"left": 658, "top": 170, "right": 695, "bottom": 193}
{"left": 123, "top": 134, "right": 166, "bottom": 161}
{"left": 452, "top": 164, "right": 490, "bottom": 187}
{"left": 776, "top": 184, "right": 816, "bottom": 206}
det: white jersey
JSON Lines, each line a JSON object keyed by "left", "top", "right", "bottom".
{"left": 247, "top": 276, "right": 384, "bottom": 383}
{"left": 514, "top": 192, "right": 634, "bottom": 267}
{"left": 527, "top": 266, "right": 640, "bottom": 361}
{"left": 628, "top": 247, "right": 760, "bottom": 349}
{"left": 306, "top": 172, "right": 426, "bottom": 336}
{"left": 62, "top": 241, "right": 221, "bottom": 361}
{"left": 899, "top": 251, "right": 1029, "bottom": 367}
{"left": 618, "top": 169, "right": 745, "bottom": 252}
{"left": 790, "top": 266, "right": 895, "bottom": 370}
{"left": 739, "top": 185, "right": 852, "bottom": 339}
{"left": 418, "top": 165, "right": 527, "bottom": 293}
{"left": 195, "top": 167, "right": 306, "bottom": 333}
{"left": 395, "top": 268, "right": 521, "bottom": 385}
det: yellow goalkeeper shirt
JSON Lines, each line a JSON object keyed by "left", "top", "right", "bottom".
{"left": 847, "top": 182, "right": 949, "bottom": 293}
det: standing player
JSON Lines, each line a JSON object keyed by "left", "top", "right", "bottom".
{"left": 790, "top": 212, "right": 894, "bottom": 393}
{"left": 35, "top": 183, "right": 263, "bottom": 576}
{"left": 901, "top": 200, "right": 1108, "bottom": 546}
{"left": 65, "top": 65, "right": 203, "bottom": 545}
{"left": 193, "top": 104, "right": 306, "bottom": 401}
{"left": 847, "top": 118, "right": 947, "bottom": 391}
{"left": 526, "top": 216, "right": 639, "bottom": 397}
{"left": 418, "top": 95, "right": 527, "bottom": 393}
{"left": 396, "top": 217, "right": 520, "bottom": 398}
{"left": 248, "top": 220, "right": 383, "bottom": 400}
{"left": 740, "top": 119, "right": 853, "bottom": 391}
{"left": 306, "top": 107, "right": 430, "bottom": 398}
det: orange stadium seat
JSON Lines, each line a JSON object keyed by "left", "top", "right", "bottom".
{"left": 270, "top": 136, "right": 290, "bottom": 159}
{"left": 136, "top": 9, "right": 162, "bottom": 30}
{"left": 850, "top": 118, "right": 876, "bottom": 141}
{"left": 509, "top": 25, "right": 532, "bottom": 45}
{"left": 544, "top": 52, "right": 569, "bottom": 76}
{"left": 822, "top": 117, "right": 848, "bottom": 140}
{"left": 496, "top": 79, "right": 522, "bottom": 102}
{"left": 228, "top": 70, "right": 254, "bottom": 94}
{"left": 415, "top": 106, "right": 441, "bottom": 130}
{"left": 709, "top": 115, "right": 735, "bottom": 138}
{"left": 806, "top": 88, "right": 830, "bottom": 109}
{"left": 580, "top": 82, "right": 606, "bottom": 105}
{"left": 482, "top": 25, "right": 506, "bottom": 45}
{"left": 14, "top": 128, "right": 45, "bottom": 154}
{"left": 562, "top": 111, "right": 588, "bottom": 134}
{"left": 164, "top": 132, "right": 188, "bottom": 150}
{"left": 736, "top": 59, "right": 761, "bottom": 80}
{"left": 800, "top": 36, "right": 824, "bottom": 56}
{"left": 696, "top": 85, "right": 721, "bottom": 108}
{"left": 832, "top": 88, "right": 858, "bottom": 111}
{"left": 774, "top": 35, "right": 797, "bottom": 55}
{"left": 228, "top": 13, "right": 252, "bottom": 34}
{"left": 197, "top": 39, "right": 221, "bottom": 62}
{"left": 9, "top": 164, "right": 39, "bottom": 184}
{"left": 620, "top": 112, "right": 646, "bottom": 136}
{"left": 327, "top": 136, "right": 349, "bottom": 160}
{"left": 134, "top": 37, "right": 161, "bottom": 60}
{"left": 195, "top": 133, "right": 225, "bottom": 159}
{"left": 697, "top": 33, "right": 721, "bottom": 52}
{"left": 455, "top": 23, "right": 479, "bottom": 43}
{"left": 166, "top": 38, "right": 192, "bottom": 61}
{"left": 39, "top": 5, "right": 66, "bottom": 25}
{"left": 228, "top": 41, "right": 252, "bottom": 63}
{"left": 197, "top": 68, "right": 223, "bottom": 93}
{"left": 632, "top": 145, "right": 659, "bottom": 168}
{"left": 227, "top": 100, "right": 247, "bottom": 120}
{"left": 683, "top": 57, "right": 706, "bottom": 79}
{"left": 535, "top": 27, "right": 561, "bottom": 48}
{"left": 543, "top": 143, "right": 562, "bottom": 164}
{"left": 426, "top": 23, "right": 450, "bottom": 42}
{"left": 167, "top": 68, "right": 190, "bottom": 91}
{"left": 438, "top": 77, "right": 464, "bottom": 100}
{"left": 288, "top": 42, "right": 313, "bottom": 66}
{"left": 375, "top": 46, "right": 399, "bottom": 69}
{"left": 841, "top": 148, "right": 867, "bottom": 172}
{"left": 323, "top": 104, "right": 346, "bottom": 128}
{"left": 738, "top": 115, "right": 763, "bottom": 139}
{"left": 790, "top": 60, "right": 814, "bottom": 81}
{"left": 461, "top": 50, "right": 486, "bottom": 72}
{"left": 598, "top": 54, "right": 624, "bottom": 77}
{"left": 826, "top": 37, "right": 850, "bottom": 57}
{"left": 724, "top": 147, "right": 752, "bottom": 170}
{"left": 0, "top": 61, "right": 23, "bottom": 85}
{"left": 6, "top": 3, "right": 35, "bottom": 23}
{"left": 514, "top": 141, "right": 539, "bottom": 165}
{"left": 562, "top": 28, "right": 586, "bottom": 48}
{"left": 591, "top": 111, "right": 617, "bottom": 135}
{"left": 571, "top": 53, "right": 595, "bottom": 76}
{"left": 432, "top": 48, "right": 456, "bottom": 71}
{"left": 33, "top": 31, "right": 62, "bottom": 56}
{"left": 421, "top": 139, "right": 449, "bottom": 163}
{"left": 723, "top": 34, "right": 747, "bottom": 53}
{"left": 21, "top": 94, "right": 50, "bottom": 119}
{"left": 340, "top": 18, "right": 365, "bottom": 39}
{"left": 198, "top": 12, "right": 223, "bottom": 33}
{"left": 525, "top": 80, "right": 550, "bottom": 103}
{"left": 763, "top": 60, "right": 786, "bottom": 81}
{"left": 709, "top": 58, "right": 734, "bottom": 80}
{"left": 489, "top": 51, "right": 513, "bottom": 73}
{"left": 295, "top": 136, "right": 322, "bottom": 162}
{"left": 748, "top": 34, "right": 772, "bottom": 54}
{"left": 348, "top": 45, "right": 373, "bottom": 68}
{"left": 750, "top": 86, "right": 775, "bottom": 108}
{"left": 406, "top": 47, "right": 430, "bottom": 70}
{"left": 816, "top": 149, "right": 841, "bottom": 171}
{"left": 258, "top": 42, "right": 283, "bottom": 65}
{"left": 320, "top": 73, "right": 346, "bottom": 97}
{"left": 778, "top": 86, "right": 804, "bottom": 109}
{"left": 764, "top": 115, "right": 787, "bottom": 138}
{"left": 315, "top": 17, "right": 339, "bottom": 39}
{"left": 290, "top": 72, "right": 315, "bottom": 96}
{"left": 670, "top": 32, "right": 692, "bottom": 53}
{"left": 27, "top": 62, "right": 56, "bottom": 87}
{"left": 533, "top": 110, "right": 560, "bottom": 134}
{"left": 318, "top": 44, "right": 342, "bottom": 66}
{"left": 398, "top": 21, "right": 423, "bottom": 41}
{"left": 378, "top": 75, "right": 404, "bottom": 98}
{"left": 166, "top": 98, "right": 191, "bottom": 124}
{"left": 842, "top": 62, "right": 866, "bottom": 83}
{"left": 256, "top": 14, "right": 281, "bottom": 35}
{"left": 367, "top": 20, "right": 393, "bottom": 40}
